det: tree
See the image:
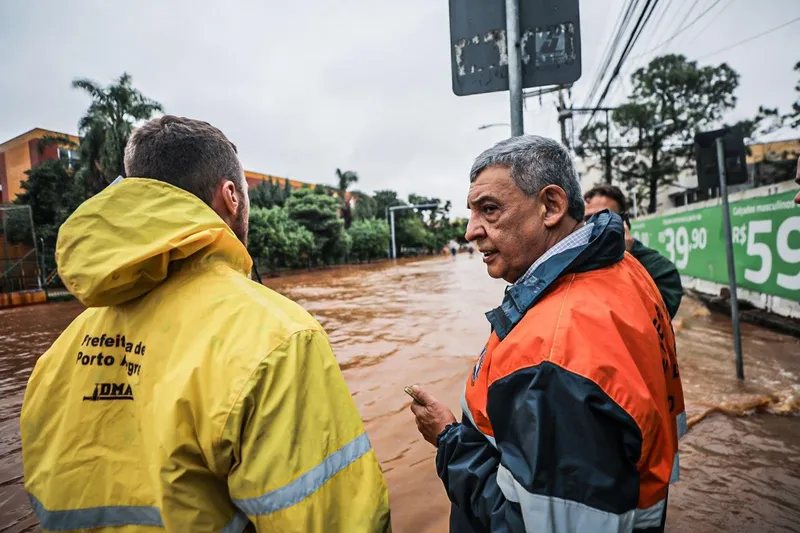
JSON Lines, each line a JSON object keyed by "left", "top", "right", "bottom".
{"left": 578, "top": 54, "right": 740, "bottom": 213}
{"left": 13, "top": 159, "right": 78, "bottom": 248}
{"left": 248, "top": 207, "right": 314, "bottom": 271}
{"left": 373, "top": 189, "right": 406, "bottom": 219}
{"left": 735, "top": 61, "right": 800, "bottom": 185}
{"left": 250, "top": 178, "right": 275, "bottom": 209}
{"left": 72, "top": 72, "right": 163, "bottom": 193}
{"left": 334, "top": 169, "right": 359, "bottom": 229}
{"left": 286, "top": 188, "right": 346, "bottom": 264}
{"left": 395, "top": 215, "right": 434, "bottom": 254}
{"left": 348, "top": 219, "right": 390, "bottom": 262}
{"left": 283, "top": 178, "right": 293, "bottom": 201}
{"left": 787, "top": 61, "right": 800, "bottom": 129}
{"left": 352, "top": 191, "right": 377, "bottom": 221}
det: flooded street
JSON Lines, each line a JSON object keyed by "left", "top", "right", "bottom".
{"left": 2, "top": 255, "right": 800, "bottom": 532}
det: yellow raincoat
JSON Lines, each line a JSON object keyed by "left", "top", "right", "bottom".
{"left": 20, "top": 178, "right": 391, "bottom": 532}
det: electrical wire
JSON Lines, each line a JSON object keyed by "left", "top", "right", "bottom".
{"left": 630, "top": 0, "right": 725, "bottom": 59}
{"left": 684, "top": 0, "right": 735, "bottom": 47}
{"left": 696, "top": 15, "right": 800, "bottom": 60}
{"left": 582, "top": 0, "right": 641, "bottom": 109}
{"left": 585, "top": 0, "right": 662, "bottom": 124}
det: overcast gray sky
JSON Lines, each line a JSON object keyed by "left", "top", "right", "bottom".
{"left": 1, "top": 0, "right": 798, "bottom": 217}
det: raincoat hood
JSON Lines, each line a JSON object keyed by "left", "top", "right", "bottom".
{"left": 56, "top": 177, "right": 252, "bottom": 307}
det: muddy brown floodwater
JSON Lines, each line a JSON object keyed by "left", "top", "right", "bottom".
{"left": 2, "top": 255, "right": 800, "bottom": 533}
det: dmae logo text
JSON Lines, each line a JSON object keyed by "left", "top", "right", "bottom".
{"left": 83, "top": 382, "right": 134, "bottom": 402}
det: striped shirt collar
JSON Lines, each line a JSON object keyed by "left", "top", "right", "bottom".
{"left": 515, "top": 223, "right": 594, "bottom": 286}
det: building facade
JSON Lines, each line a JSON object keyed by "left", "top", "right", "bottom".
{"left": 0, "top": 128, "right": 80, "bottom": 203}
{"left": 576, "top": 137, "right": 800, "bottom": 216}
{"left": 0, "top": 128, "right": 320, "bottom": 204}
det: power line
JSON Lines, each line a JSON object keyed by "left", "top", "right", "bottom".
{"left": 583, "top": 0, "right": 641, "bottom": 108}
{"left": 658, "top": 0, "right": 701, "bottom": 49}
{"left": 648, "top": 0, "right": 689, "bottom": 46}
{"left": 583, "top": 0, "right": 650, "bottom": 109}
{"left": 621, "top": 0, "right": 694, "bottom": 76}
{"left": 635, "top": 0, "right": 678, "bottom": 53}
{"left": 630, "top": 0, "right": 726, "bottom": 59}
{"left": 684, "top": 0, "right": 735, "bottom": 47}
{"left": 697, "top": 15, "right": 800, "bottom": 60}
{"left": 586, "top": 0, "right": 662, "bottom": 122}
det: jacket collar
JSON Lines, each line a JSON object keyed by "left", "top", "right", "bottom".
{"left": 485, "top": 210, "right": 626, "bottom": 340}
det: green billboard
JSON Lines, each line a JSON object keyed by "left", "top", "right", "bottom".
{"left": 630, "top": 191, "right": 800, "bottom": 302}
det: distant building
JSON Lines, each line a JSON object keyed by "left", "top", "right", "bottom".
{"left": 576, "top": 137, "right": 800, "bottom": 215}
{"left": 0, "top": 128, "right": 320, "bottom": 204}
{"left": 0, "top": 128, "right": 80, "bottom": 203}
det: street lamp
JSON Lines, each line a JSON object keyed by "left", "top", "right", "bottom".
{"left": 386, "top": 203, "right": 440, "bottom": 259}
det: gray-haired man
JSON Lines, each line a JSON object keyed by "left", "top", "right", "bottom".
{"left": 410, "top": 135, "right": 685, "bottom": 533}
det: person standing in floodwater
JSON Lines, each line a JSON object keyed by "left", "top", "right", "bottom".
{"left": 448, "top": 239, "right": 459, "bottom": 259}
{"left": 20, "top": 115, "right": 391, "bottom": 533}
{"left": 409, "top": 135, "right": 686, "bottom": 533}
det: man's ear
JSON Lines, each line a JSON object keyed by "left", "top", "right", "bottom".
{"left": 211, "top": 180, "right": 241, "bottom": 225}
{"left": 220, "top": 181, "right": 241, "bottom": 218}
{"left": 539, "top": 185, "right": 569, "bottom": 228}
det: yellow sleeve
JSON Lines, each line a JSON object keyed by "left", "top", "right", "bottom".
{"left": 222, "top": 328, "right": 392, "bottom": 533}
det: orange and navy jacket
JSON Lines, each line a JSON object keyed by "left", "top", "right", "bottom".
{"left": 436, "top": 211, "right": 686, "bottom": 533}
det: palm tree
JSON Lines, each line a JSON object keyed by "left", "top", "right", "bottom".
{"left": 72, "top": 72, "right": 163, "bottom": 193}
{"left": 335, "top": 168, "right": 359, "bottom": 229}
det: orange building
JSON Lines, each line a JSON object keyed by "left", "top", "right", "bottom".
{"left": 244, "top": 170, "right": 315, "bottom": 192}
{"left": 0, "top": 128, "right": 80, "bottom": 203}
{"left": 0, "top": 128, "right": 321, "bottom": 204}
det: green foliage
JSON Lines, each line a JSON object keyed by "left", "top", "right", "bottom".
{"left": 250, "top": 177, "right": 291, "bottom": 209}
{"left": 352, "top": 191, "right": 377, "bottom": 221}
{"left": 348, "top": 219, "right": 390, "bottom": 262}
{"left": 373, "top": 189, "right": 405, "bottom": 217}
{"left": 578, "top": 54, "right": 740, "bottom": 213}
{"left": 72, "top": 72, "right": 163, "bottom": 193}
{"left": 286, "top": 188, "right": 346, "bottom": 264}
{"left": 789, "top": 61, "right": 800, "bottom": 129}
{"left": 13, "top": 159, "right": 79, "bottom": 248}
{"left": 247, "top": 207, "right": 314, "bottom": 271}
{"left": 396, "top": 215, "right": 434, "bottom": 252}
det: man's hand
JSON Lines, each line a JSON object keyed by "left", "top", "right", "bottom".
{"left": 409, "top": 385, "right": 457, "bottom": 447}
{"left": 624, "top": 223, "right": 634, "bottom": 252}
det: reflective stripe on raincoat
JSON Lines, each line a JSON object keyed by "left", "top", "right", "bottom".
{"left": 20, "top": 178, "right": 391, "bottom": 533}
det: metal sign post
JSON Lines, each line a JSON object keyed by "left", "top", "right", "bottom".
{"left": 695, "top": 126, "right": 747, "bottom": 380}
{"left": 506, "top": 0, "right": 524, "bottom": 136}
{"left": 716, "top": 137, "right": 745, "bottom": 381}
{"left": 448, "top": 0, "right": 582, "bottom": 135}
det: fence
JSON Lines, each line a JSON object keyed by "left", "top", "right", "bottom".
{"left": 0, "top": 204, "right": 43, "bottom": 294}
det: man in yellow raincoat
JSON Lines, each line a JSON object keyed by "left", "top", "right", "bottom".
{"left": 20, "top": 115, "right": 391, "bottom": 532}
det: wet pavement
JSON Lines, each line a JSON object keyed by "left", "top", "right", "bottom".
{"left": 1, "top": 255, "right": 799, "bottom": 532}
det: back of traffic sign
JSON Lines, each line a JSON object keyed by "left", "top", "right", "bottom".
{"left": 448, "top": 0, "right": 582, "bottom": 96}
{"left": 694, "top": 126, "right": 748, "bottom": 191}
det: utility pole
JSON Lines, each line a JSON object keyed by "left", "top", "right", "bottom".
{"left": 558, "top": 106, "right": 616, "bottom": 175}
{"left": 558, "top": 88, "right": 569, "bottom": 149}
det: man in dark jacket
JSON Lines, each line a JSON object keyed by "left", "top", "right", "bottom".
{"left": 583, "top": 184, "right": 683, "bottom": 318}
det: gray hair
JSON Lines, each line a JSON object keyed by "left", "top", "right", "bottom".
{"left": 470, "top": 135, "right": 585, "bottom": 221}
{"left": 124, "top": 115, "right": 246, "bottom": 206}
